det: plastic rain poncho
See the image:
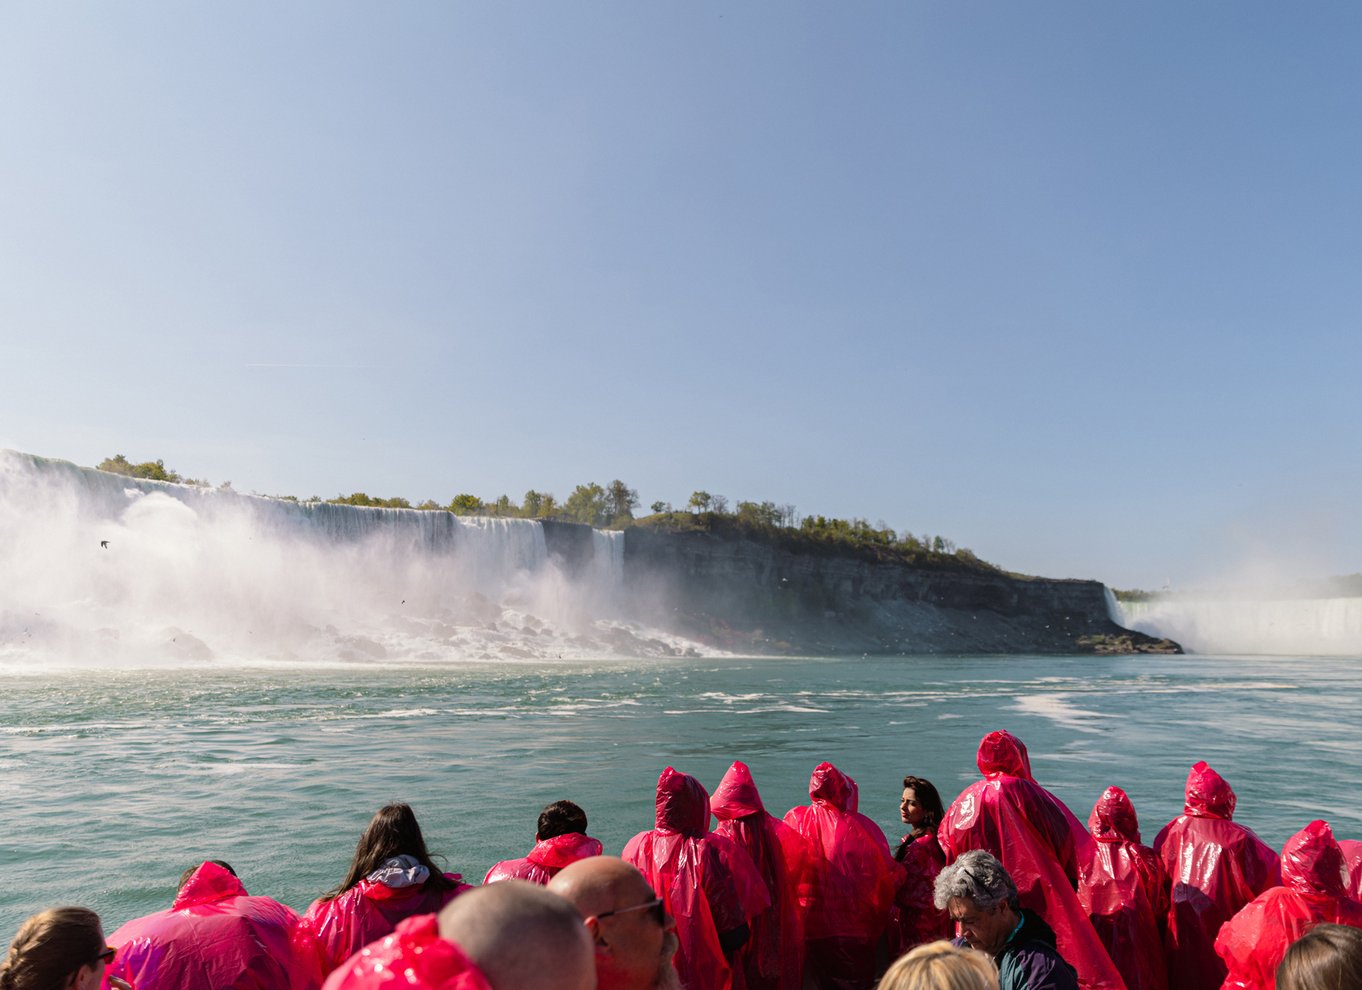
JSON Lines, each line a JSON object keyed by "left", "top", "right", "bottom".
{"left": 938, "top": 731, "right": 1127, "bottom": 990}
{"left": 784, "top": 763, "right": 902, "bottom": 990}
{"left": 890, "top": 829, "right": 953, "bottom": 955}
{"left": 1215, "top": 820, "right": 1362, "bottom": 990}
{"left": 320, "top": 913, "right": 490, "bottom": 990}
{"left": 1337, "top": 838, "right": 1362, "bottom": 899}
{"left": 300, "top": 856, "right": 472, "bottom": 978}
{"left": 1153, "top": 761, "right": 1280, "bottom": 990}
{"left": 483, "top": 832, "right": 604, "bottom": 885}
{"left": 624, "top": 766, "right": 770, "bottom": 990}
{"left": 711, "top": 760, "right": 807, "bottom": 990}
{"left": 1079, "top": 787, "right": 1169, "bottom": 990}
{"left": 107, "top": 861, "right": 318, "bottom": 990}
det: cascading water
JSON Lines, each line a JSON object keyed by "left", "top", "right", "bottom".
{"left": 0, "top": 450, "right": 692, "bottom": 669}
{"left": 1111, "top": 592, "right": 1362, "bottom": 656}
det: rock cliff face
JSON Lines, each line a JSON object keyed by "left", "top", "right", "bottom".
{"left": 545, "top": 522, "right": 1179, "bottom": 655}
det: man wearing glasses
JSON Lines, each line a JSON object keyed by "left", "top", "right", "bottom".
{"left": 550, "top": 856, "right": 682, "bottom": 990}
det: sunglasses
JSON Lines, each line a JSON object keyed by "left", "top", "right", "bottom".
{"left": 595, "top": 897, "right": 666, "bottom": 926}
{"left": 96, "top": 947, "right": 116, "bottom": 965}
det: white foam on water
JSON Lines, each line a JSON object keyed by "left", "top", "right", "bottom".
{"left": 0, "top": 450, "right": 714, "bottom": 670}
{"left": 1011, "top": 692, "right": 1112, "bottom": 733}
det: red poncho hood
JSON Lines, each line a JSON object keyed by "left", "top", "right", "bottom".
{"left": 712, "top": 760, "right": 765, "bottom": 820}
{"left": 976, "top": 730, "right": 1033, "bottom": 779}
{"left": 1184, "top": 761, "right": 1236, "bottom": 820}
{"left": 808, "top": 761, "right": 858, "bottom": 813}
{"left": 626, "top": 767, "right": 769, "bottom": 990}
{"left": 655, "top": 766, "right": 712, "bottom": 837}
{"left": 1282, "top": 820, "right": 1348, "bottom": 897}
{"left": 1089, "top": 786, "right": 1141, "bottom": 845}
{"left": 320, "top": 914, "right": 491, "bottom": 990}
{"left": 528, "top": 832, "right": 604, "bottom": 869}
{"left": 173, "top": 861, "right": 249, "bottom": 908}
{"left": 109, "top": 862, "right": 313, "bottom": 990}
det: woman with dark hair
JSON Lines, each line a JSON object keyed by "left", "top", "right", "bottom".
{"left": 891, "top": 775, "right": 953, "bottom": 954}
{"left": 299, "top": 802, "right": 471, "bottom": 979}
{"left": 0, "top": 907, "right": 127, "bottom": 990}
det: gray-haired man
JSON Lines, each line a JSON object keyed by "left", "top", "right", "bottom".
{"left": 936, "top": 850, "right": 1079, "bottom": 990}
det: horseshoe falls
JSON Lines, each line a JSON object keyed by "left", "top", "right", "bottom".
{"left": 1112, "top": 593, "right": 1362, "bottom": 656}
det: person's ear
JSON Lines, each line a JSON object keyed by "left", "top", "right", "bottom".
{"left": 585, "top": 916, "right": 607, "bottom": 948}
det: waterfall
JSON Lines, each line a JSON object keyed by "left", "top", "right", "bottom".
{"left": 1112, "top": 594, "right": 1362, "bottom": 656}
{"left": 590, "top": 529, "right": 625, "bottom": 590}
{"left": 0, "top": 449, "right": 693, "bottom": 668}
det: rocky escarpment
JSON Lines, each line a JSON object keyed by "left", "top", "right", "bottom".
{"left": 546, "top": 523, "right": 1179, "bottom": 656}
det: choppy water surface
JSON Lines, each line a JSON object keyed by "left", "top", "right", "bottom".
{"left": 3, "top": 653, "right": 1360, "bottom": 938}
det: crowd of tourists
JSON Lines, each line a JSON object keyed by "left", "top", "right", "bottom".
{"left": 5, "top": 729, "right": 1362, "bottom": 990}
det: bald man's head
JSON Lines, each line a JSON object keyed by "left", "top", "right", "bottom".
{"left": 438, "top": 881, "right": 595, "bottom": 990}
{"left": 548, "top": 857, "right": 678, "bottom": 990}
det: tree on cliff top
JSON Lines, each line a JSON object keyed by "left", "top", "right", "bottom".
{"left": 607, "top": 479, "right": 639, "bottom": 525}
{"left": 98, "top": 454, "right": 218, "bottom": 486}
{"left": 564, "top": 482, "right": 610, "bottom": 527}
{"left": 448, "top": 493, "right": 484, "bottom": 515}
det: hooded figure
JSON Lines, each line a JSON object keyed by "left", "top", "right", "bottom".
{"left": 1079, "top": 787, "right": 1170, "bottom": 990}
{"left": 624, "top": 766, "right": 769, "bottom": 990}
{"left": 1153, "top": 761, "right": 1280, "bottom": 990}
{"left": 108, "top": 861, "right": 318, "bottom": 990}
{"left": 938, "top": 731, "right": 1127, "bottom": 990}
{"left": 1214, "top": 820, "right": 1362, "bottom": 990}
{"left": 484, "top": 832, "right": 604, "bottom": 886}
{"left": 321, "top": 913, "right": 490, "bottom": 990}
{"left": 711, "top": 760, "right": 807, "bottom": 990}
{"left": 1339, "top": 838, "right": 1362, "bottom": 900}
{"left": 782, "top": 762, "right": 902, "bottom": 990}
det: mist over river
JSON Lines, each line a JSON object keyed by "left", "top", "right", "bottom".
{"left": 4, "top": 652, "right": 1361, "bottom": 939}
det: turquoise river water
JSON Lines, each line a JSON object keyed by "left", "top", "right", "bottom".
{"left": 3, "top": 652, "right": 1361, "bottom": 939}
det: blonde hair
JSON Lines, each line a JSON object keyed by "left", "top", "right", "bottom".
{"left": 878, "top": 941, "right": 1000, "bottom": 990}
{"left": 0, "top": 907, "right": 104, "bottom": 990}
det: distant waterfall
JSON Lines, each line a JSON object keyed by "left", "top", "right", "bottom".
{"left": 1113, "top": 594, "right": 1362, "bottom": 656}
{"left": 0, "top": 449, "right": 693, "bottom": 668}
{"left": 590, "top": 529, "right": 625, "bottom": 590}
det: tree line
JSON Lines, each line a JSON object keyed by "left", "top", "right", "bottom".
{"left": 94, "top": 455, "right": 983, "bottom": 567}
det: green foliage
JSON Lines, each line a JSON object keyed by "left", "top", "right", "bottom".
{"left": 606, "top": 479, "right": 639, "bottom": 525}
{"left": 97, "top": 454, "right": 185, "bottom": 484}
{"left": 564, "top": 482, "right": 610, "bottom": 527}
{"left": 327, "top": 492, "right": 412, "bottom": 508}
{"left": 736, "top": 500, "right": 781, "bottom": 527}
{"left": 448, "top": 493, "right": 484, "bottom": 515}
{"left": 92, "top": 453, "right": 987, "bottom": 570}
{"left": 634, "top": 504, "right": 992, "bottom": 573}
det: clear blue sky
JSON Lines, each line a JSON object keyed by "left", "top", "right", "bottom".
{"left": 3, "top": 2, "right": 1359, "bottom": 590}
